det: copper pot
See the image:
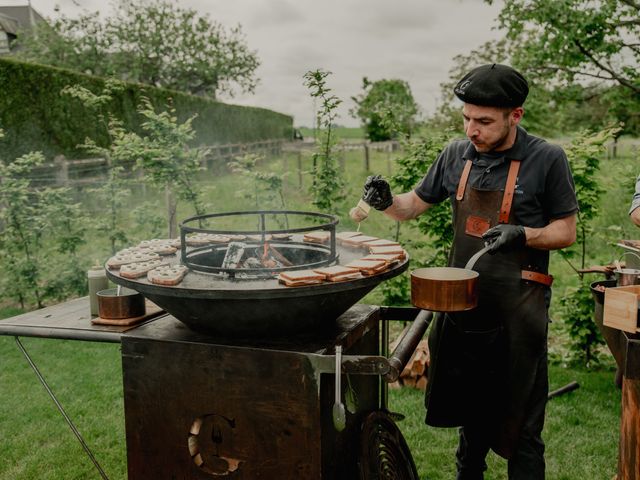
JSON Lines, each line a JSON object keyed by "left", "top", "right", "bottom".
{"left": 615, "top": 268, "right": 640, "bottom": 287}
{"left": 410, "top": 244, "right": 490, "bottom": 312}
{"left": 97, "top": 288, "right": 146, "bottom": 319}
{"left": 411, "top": 267, "right": 479, "bottom": 312}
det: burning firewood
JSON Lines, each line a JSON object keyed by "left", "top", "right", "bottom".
{"left": 221, "top": 242, "right": 246, "bottom": 269}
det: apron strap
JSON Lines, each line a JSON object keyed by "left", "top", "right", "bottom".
{"left": 498, "top": 160, "right": 521, "bottom": 224}
{"left": 456, "top": 160, "right": 473, "bottom": 201}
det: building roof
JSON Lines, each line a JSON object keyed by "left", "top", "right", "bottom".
{"left": 0, "top": 5, "right": 45, "bottom": 31}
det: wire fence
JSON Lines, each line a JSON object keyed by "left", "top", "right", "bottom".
{"left": 14, "top": 138, "right": 402, "bottom": 188}
{"left": 18, "top": 139, "right": 286, "bottom": 187}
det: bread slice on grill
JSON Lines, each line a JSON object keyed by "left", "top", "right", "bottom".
{"left": 106, "top": 251, "right": 161, "bottom": 269}
{"left": 303, "top": 231, "right": 331, "bottom": 244}
{"left": 119, "top": 259, "right": 165, "bottom": 279}
{"left": 147, "top": 265, "right": 189, "bottom": 286}
{"left": 185, "top": 233, "right": 230, "bottom": 246}
{"left": 278, "top": 269, "right": 325, "bottom": 287}
{"left": 362, "top": 238, "right": 401, "bottom": 248}
{"left": 137, "top": 239, "right": 178, "bottom": 255}
{"left": 336, "top": 231, "right": 362, "bottom": 242}
{"left": 344, "top": 259, "right": 388, "bottom": 275}
{"left": 313, "top": 265, "right": 362, "bottom": 282}
{"left": 359, "top": 254, "right": 401, "bottom": 266}
{"left": 368, "top": 245, "right": 406, "bottom": 259}
{"left": 269, "top": 233, "right": 293, "bottom": 241}
{"left": 340, "top": 235, "right": 378, "bottom": 246}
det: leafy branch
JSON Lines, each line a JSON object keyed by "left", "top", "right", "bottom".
{"left": 557, "top": 124, "right": 621, "bottom": 365}
{"left": 303, "top": 69, "right": 346, "bottom": 213}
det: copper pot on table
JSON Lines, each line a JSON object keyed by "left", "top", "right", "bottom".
{"left": 98, "top": 287, "right": 146, "bottom": 319}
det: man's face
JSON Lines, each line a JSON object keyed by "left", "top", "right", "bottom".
{"left": 462, "top": 104, "right": 522, "bottom": 153}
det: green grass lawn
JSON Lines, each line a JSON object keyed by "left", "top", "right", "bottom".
{"left": 0, "top": 335, "right": 620, "bottom": 479}
{"left": 0, "top": 136, "right": 635, "bottom": 478}
{"left": 394, "top": 364, "right": 620, "bottom": 479}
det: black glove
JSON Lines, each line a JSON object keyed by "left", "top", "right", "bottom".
{"left": 482, "top": 224, "right": 526, "bottom": 254}
{"left": 362, "top": 175, "right": 393, "bottom": 211}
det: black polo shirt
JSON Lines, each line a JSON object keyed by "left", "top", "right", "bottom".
{"left": 414, "top": 126, "right": 578, "bottom": 228}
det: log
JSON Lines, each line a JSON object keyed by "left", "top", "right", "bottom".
{"left": 415, "top": 375, "right": 428, "bottom": 391}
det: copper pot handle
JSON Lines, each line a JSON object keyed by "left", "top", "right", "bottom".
{"left": 464, "top": 243, "right": 492, "bottom": 271}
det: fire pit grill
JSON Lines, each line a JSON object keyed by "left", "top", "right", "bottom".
{"left": 107, "top": 210, "right": 409, "bottom": 337}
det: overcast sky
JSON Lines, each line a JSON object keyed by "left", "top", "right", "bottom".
{"left": 20, "top": 0, "right": 505, "bottom": 127}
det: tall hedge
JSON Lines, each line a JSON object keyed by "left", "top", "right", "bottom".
{"left": 0, "top": 57, "right": 293, "bottom": 160}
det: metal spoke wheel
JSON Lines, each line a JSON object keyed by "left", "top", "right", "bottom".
{"left": 358, "top": 410, "right": 419, "bottom": 480}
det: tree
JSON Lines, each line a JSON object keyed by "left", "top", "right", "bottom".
{"left": 432, "top": 1, "right": 640, "bottom": 136}
{"left": 106, "top": 97, "right": 208, "bottom": 238}
{"left": 489, "top": 0, "right": 639, "bottom": 95}
{"left": 64, "top": 82, "right": 208, "bottom": 238}
{"left": 556, "top": 125, "right": 620, "bottom": 365}
{"left": 491, "top": 0, "right": 639, "bottom": 135}
{"left": 0, "top": 152, "right": 87, "bottom": 309}
{"left": 15, "top": 0, "right": 259, "bottom": 98}
{"left": 351, "top": 78, "right": 418, "bottom": 141}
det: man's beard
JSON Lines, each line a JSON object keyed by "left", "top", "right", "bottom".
{"left": 472, "top": 123, "right": 512, "bottom": 152}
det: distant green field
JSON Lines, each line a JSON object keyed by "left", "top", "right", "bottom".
{"left": 298, "top": 125, "right": 365, "bottom": 140}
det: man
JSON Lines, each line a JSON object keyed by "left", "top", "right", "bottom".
{"left": 354, "top": 64, "right": 578, "bottom": 479}
{"left": 630, "top": 174, "right": 640, "bottom": 227}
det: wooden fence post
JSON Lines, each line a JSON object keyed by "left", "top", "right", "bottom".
{"left": 283, "top": 152, "right": 289, "bottom": 193}
{"left": 297, "top": 151, "right": 303, "bottom": 189}
{"left": 363, "top": 143, "right": 370, "bottom": 172}
{"left": 137, "top": 165, "right": 147, "bottom": 198}
{"left": 54, "top": 155, "right": 69, "bottom": 187}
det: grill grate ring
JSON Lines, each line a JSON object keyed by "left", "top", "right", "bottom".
{"left": 180, "top": 210, "right": 338, "bottom": 277}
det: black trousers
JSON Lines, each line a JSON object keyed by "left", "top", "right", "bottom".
{"left": 455, "top": 353, "right": 548, "bottom": 480}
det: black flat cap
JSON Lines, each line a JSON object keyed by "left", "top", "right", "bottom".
{"left": 454, "top": 64, "right": 529, "bottom": 108}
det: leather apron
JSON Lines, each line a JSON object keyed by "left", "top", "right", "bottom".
{"left": 424, "top": 158, "right": 551, "bottom": 459}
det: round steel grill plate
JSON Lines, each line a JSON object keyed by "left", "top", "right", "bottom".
{"left": 106, "top": 234, "right": 408, "bottom": 337}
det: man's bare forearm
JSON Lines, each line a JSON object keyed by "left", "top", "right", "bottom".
{"left": 524, "top": 214, "right": 577, "bottom": 250}
{"left": 382, "top": 191, "right": 432, "bottom": 221}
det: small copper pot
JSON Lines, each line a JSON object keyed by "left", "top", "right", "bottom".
{"left": 97, "top": 288, "right": 146, "bottom": 319}
{"left": 411, "top": 267, "right": 479, "bottom": 312}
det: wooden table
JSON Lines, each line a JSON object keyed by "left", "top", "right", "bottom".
{"left": 0, "top": 296, "right": 164, "bottom": 342}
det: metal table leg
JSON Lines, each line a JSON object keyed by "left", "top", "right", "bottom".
{"left": 14, "top": 337, "right": 110, "bottom": 480}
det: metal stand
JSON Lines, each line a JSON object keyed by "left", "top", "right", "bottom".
{"left": 14, "top": 337, "right": 110, "bottom": 480}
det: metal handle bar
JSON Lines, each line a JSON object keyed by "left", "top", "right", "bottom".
{"left": 309, "top": 309, "right": 435, "bottom": 383}
{"left": 385, "top": 310, "right": 434, "bottom": 382}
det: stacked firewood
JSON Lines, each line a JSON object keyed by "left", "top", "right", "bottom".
{"left": 388, "top": 334, "right": 430, "bottom": 391}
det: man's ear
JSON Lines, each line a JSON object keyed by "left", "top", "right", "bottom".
{"left": 511, "top": 107, "right": 524, "bottom": 124}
